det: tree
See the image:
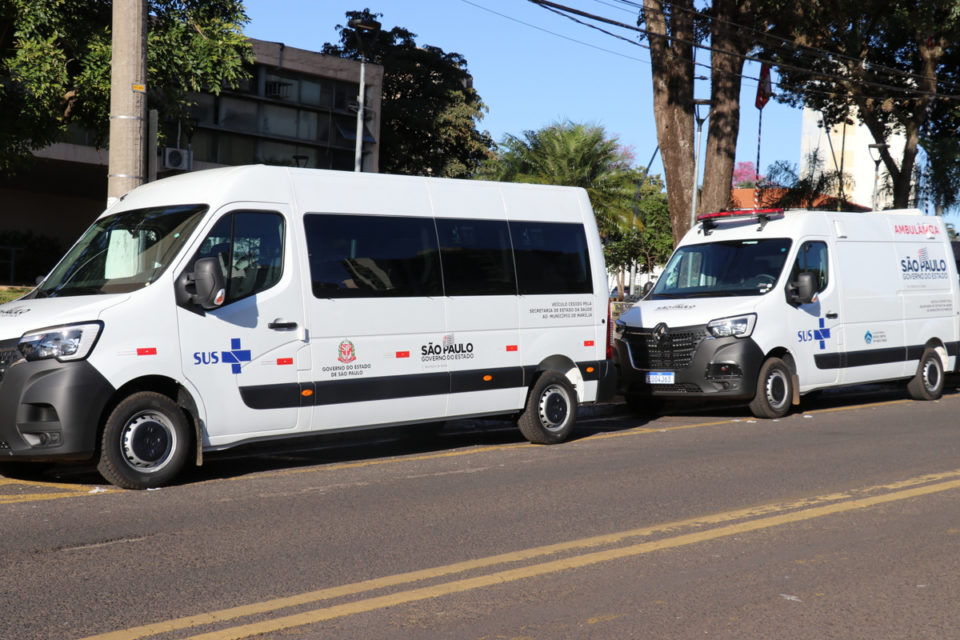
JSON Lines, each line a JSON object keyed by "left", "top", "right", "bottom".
{"left": 604, "top": 174, "right": 672, "bottom": 298}
{"left": 732, "top": 161, "right": 764, "bottom": 188}
{"left": 765, "top": 147, "right": 855, "bottom": 210}
{"left": 640, "top": 0, "right": 695, "bottom": 245}
{"left": 638, "top": 0, "right": 767, "bottom": 244}
{"left": 323, "top": 9, "right": 493, "bottom": 178}
{"left": 478, "top": 121, "right": 641, "bottom": 236}
{"left": 764, "top": 0, "right": 960, "bottom": 209}
{"left": 0, "top": 0, "right": 252, "bottom": 172}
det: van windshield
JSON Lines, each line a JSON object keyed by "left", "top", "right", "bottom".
{"left": 34, "top": 204, "right": 207, "bottom": 298}
{"left": 651, "top": 238, "right": 792, "bottom": 299}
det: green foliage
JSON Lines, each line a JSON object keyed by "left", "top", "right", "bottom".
{"left": 603, "top": 176, "right": 672, "bottom": 297}
{"left": 765, "top": 147, "right": 857, "bottom": 210}
{"left": 762, "top": 0, "right": 960, "bottom": 208}
{"left": 0, "top": 0, "right": 252, "bottom": 171}
{"left": 478, "top": 121, "right": 643, "bottom": 236}
{"left": 323, "top": 9, "right": 493, "bottom": 178}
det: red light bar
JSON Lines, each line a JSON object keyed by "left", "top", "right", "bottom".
{"left": 696, "top": 208, "right": 784, "bottom": 222}
{"left": 696, "top": 208, "right": 784, "bottom": 234}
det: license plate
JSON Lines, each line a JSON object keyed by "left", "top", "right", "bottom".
{"left": 646, "top": 371, "right": 674, "bottom": 385}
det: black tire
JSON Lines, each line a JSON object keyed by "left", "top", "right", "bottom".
{"left": 907, "top": 348, "right": 944, "bottom": 401}
{"left": 748, "top": 357, "right": 794, "bottom": 419}
{"left": 517, "top": 372, "right": 577, "bottom": 444}
{"left": 96, "top": 392, "right": 191, "bottom": 489}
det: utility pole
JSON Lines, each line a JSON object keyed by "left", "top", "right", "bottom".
{"left": 107, "top": 0, "right": 147, "bottom": 206}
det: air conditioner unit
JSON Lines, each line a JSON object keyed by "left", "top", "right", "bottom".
{"left": 163, "top": 148, "right": 193, "bottom": 171}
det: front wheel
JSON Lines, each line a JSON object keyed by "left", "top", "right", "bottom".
{"left": 748, "top": 357, "right": 794, "bottom": 419}
{"left": 97, "top": 392, "right": 191, "bottom": 490}
{"left": 907, "top": 348, "right": 944, "bottom": 401}
{"left": 517, "top": 372, "right": 577, "bottom": 444}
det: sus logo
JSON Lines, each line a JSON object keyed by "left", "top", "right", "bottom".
{"left": 337, "top": 339, "right": 357, "bottom": 364}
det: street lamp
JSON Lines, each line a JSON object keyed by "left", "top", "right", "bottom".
{"left": 690, "top": 99, "right": 710, "bottom": 228}
{"left": 868, "top": 142, "right": 889, "bottom": 210}
{"left": 349, "top": 16, "right": 381, "bottom": 172}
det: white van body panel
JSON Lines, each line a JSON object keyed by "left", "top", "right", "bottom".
{"left": 615, "top": 208, "right": 960, "bottom": 408}
{"left": 0, "top": 166, "right": 616, "bottom": 475}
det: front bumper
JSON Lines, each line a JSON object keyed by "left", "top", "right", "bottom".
{"left": 615, "top": 324, "right": 764, "bottom": 399}
{"left": 0, "top": 351, "right": 115, "bottom": 462}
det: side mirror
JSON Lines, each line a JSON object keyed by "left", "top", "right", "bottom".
{"left": 787, "top": 272, "right": 816, "bottom": 306}
{"left": 191, "top": 257, "right": 226, "bottom": 310}
{"left": 176, "top": 257, "right": 226, "bottom": 311}
{"left": 641, "top": 281, "right": 654, "bottom": 298}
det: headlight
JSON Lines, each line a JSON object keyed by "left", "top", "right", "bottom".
{"left": 707, "top": 314, "right": 756, "bottom": 338}
{"left": 18, "top": 322, "right": 103, "bottom": 362}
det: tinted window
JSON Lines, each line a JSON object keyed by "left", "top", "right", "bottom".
{"left": 437, "top": 219, "right": 516, "bottom": 296}
{"left": 652, "top": 238, "right": 792, "bottom": 298}
{"left": 192, "top": 211, "right": 285, "bottom": 304}
{"left": 305, "top": 214, "right": 442, "bottom": 298}
{"left": 510, "top": 221, "right": 592, "bottom": 295}
{"left": 790, "top": 241, "right": 829, "bottom": 292}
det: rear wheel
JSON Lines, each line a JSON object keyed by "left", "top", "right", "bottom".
{"left": 97, "top": 392, "right": 191, "bottom": 490}
{"left": 907, "top": 348, "right": 944, "bottom": 401}
{"left": 748, "top": 357, "right": 794, "bottom": 419}
{"left": 517, "top": 372, "right": 577, "bottom": 444}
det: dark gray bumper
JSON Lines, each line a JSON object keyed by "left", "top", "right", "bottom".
{"left": 0, "top": 359, "right": 115, "bottom": 462}
{"left": 616, "top": 332, "right": 764, "bottom": 400}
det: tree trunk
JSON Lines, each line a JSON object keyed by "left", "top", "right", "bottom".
{"left": 700, "top": 0, "right": 751, "bottom": 215}
{"left": 644, "top": 0, "right": 695, "bottom": 246}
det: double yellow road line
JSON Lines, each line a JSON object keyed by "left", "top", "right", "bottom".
{"left": 81, "top": 467, "right": 960, "bottom": 640}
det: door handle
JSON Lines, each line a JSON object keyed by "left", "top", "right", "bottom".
{"left": 268, "top": 320, "right": 298, "bottom": 330}
{"left": 826, "top": 312, "right": 838, "bottom": 319}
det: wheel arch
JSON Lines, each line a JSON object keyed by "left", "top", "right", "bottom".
{"left": 98, "top": 375, "right": 203, "bottom": 466}
{"left": 534, "top": 354, "right": 584, "bottom": 402}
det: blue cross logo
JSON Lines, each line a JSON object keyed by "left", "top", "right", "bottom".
{"left": 221, "top": 338, "right": 251, "bottom": 374}
{"left": 814, "top": 318, "right": 831, "bottom": 350}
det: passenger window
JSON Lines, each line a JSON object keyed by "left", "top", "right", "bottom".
{"left": 510, "top": 221, "right": 592, "bottom": 295}
{"left": 790, "top": 241, "right": 829, "bottom": 292}
{"left": 193, "top": 211, "right": 285, "bottom": 304}
{"left": 304, "top": 213, "right": 442, "bottom": 298}
{"left": 437, "top": 218, "right": 516, "bottom": 295}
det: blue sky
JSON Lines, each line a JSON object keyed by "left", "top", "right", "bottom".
{"left": 241, "top": 0, "right": 803, "bottom": 181}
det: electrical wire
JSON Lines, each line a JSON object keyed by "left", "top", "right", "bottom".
{"left": 528, "top": 0, "right": 960, "bottom": 102}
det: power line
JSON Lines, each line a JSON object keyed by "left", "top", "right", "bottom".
{"left": 528, "top": 0, "right": 960, "bottom": 102}
{"left": 457, "top": 0, "right": 648, "bottom": 64}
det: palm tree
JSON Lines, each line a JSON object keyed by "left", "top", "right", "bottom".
{"left": 478, "top": 121, "right": 640, "bottom": 235}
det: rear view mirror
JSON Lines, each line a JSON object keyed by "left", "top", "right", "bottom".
{"left": 787, "top": 272, "right": 816, "bottom": 306}
{"left": 191, "top": 257, "right": 226, "bottom": 309}
{"left": 176, "top": 257, "right": 225, "bottom": 311}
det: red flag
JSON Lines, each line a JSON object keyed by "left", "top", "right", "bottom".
{"left": 755, "top": 63, "right": 772, "bottom": 110}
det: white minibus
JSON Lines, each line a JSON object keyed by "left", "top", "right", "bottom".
{"left": 0, "top": 166, "right": 616, "bottom": 488}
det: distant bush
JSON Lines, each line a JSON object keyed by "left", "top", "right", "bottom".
{"left": 0, "top": 230, "right": 65, "bottom": 285}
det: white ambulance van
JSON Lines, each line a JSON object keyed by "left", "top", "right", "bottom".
{"left": 615, "top": 208, "right": 960, "bottom": 418}
{"left": 0, "top": 165, "right": 616, "bottom": 489}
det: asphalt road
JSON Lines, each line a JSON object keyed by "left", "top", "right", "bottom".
{"left": 4, "top": 380, "right": 960, "bottom": 640}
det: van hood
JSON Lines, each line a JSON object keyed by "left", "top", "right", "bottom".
{"left": 617, "top": 296, "right": 761, "bottom": 329}
{"left": 0, "top": 294, "right": 130, "bottom": 340}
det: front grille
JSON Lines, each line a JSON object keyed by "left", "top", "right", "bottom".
{"left": 651, "top": 382, "right": 702, "bottom": 393}
{"left": 0, "top": 339, "right": 21, "bottom": 383}
{"left": 624, "top": 325, "right": 708, "bottom": 370}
